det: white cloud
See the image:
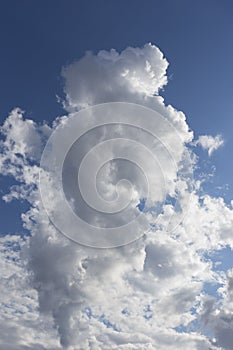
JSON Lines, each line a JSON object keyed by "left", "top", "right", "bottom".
{"left": 198, "top": 269, "right": 233, "bottom": 350}
{"left": 62, "top": 43, "right": 168, "bottom": 110}
{"left": 195, "top": 134, "right": 224, "bottom": 156}
{"left": 0, "top": 43, "right": 233, "bottom": 349}
{"left": 0, "top": 235, "right": 60, "bottom": 350}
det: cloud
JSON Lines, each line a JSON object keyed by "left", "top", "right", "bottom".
{"left": 0, "top": 43, "right": 233, "bottom": 349}
{"left": 0, "top": 234, "right": 60, "bottom": 350}
{"left": 198, "top": 269, "right": 233, "bottom": 350}
{"left": 195, "top": 134, "right": 224, "bottom": 156}
{"left": 62, "top": 43, "right": 168, "bottom": 110}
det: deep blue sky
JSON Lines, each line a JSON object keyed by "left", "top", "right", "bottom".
{"left": 1, "top": 0, "right": 233, "bottom": 232}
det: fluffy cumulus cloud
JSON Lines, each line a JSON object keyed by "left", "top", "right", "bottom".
{"left": 0, "top": 43, "right": 232, "bottom": 350}
{"left": 195, "top": 134, "right": 224, "bottom": 156}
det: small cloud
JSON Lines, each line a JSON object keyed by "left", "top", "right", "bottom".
{"left": 195, "top": 134, "right": 224, "bottom": 156}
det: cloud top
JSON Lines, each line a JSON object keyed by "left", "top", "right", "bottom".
{"left": 62, "top": 43, "right": 168, "bottom": 110}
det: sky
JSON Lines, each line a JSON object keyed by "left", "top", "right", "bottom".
{"left": 1, "top": 1, "right": 233, "bottom": 349}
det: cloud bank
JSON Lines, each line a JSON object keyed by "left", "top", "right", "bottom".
{"left": 0, "top": 43, "right": 232, "bottom": 350}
